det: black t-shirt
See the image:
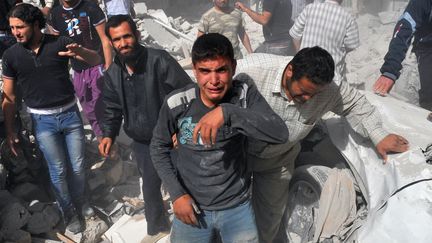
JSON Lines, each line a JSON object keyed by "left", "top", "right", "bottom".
{"left": 48, "top": 0, "right": 105, "bottom": 71}
{"left": 262, "top": 0, "right": 293, "bottom": 42}
{"left": 2, "top": 35, "right": 76, "bottom": 109}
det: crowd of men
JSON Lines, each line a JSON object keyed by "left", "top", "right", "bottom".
{"left": 0, "top": 0, "right": 429, "bottom": 242}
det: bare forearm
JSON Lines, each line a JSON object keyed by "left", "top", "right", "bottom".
{"left": 293, "top": 38, "right": 301, "bottom": 52}
{"left": 102, "top": 40, "right": 113, "bottom": 68}
{"left": 241, "top": 33, "right": 253, "bottom": 53}
{"left": 75, "top": 47, "right": 102, "bottom": 66}
{"left": 2, "top": 100, "right": 16, "bottom": 136}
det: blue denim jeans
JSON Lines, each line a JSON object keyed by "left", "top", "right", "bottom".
{"left": 170, "top": 201, "right": 258, "bottom": 243}
{"left": 31, "top": 105, "right": 85, "bottom": 217}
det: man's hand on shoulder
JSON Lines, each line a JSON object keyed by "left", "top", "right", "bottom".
{"left": 173, "top": 194, "right": 198, "bottom": 226}
{"left": 193, "top": 106, "right": 224, "bottom": 146}
{"left": 376, "top": 134, "right": 409, "bottom": 162}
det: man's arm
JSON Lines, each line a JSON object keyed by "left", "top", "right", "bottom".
{"left": 235, "top": 2, "right": 272, "bottom": 25}
{"left": 150, "top": 99, "right": 196, "bottom": 225}
{"left": 95, "top": 22, "right": 113, "bottom": 69}
{"left": 58, "top": 42, "right": 102, "bottom": 66}
{"left": 331, "top": 81, "right": 408, "bottom": 161}
{"left": 373, "top": 0, "right": 429, "bottom": 95}
{"left": 239, "top": 26, "right": 253, "bottom": 54}
{"left": 98, "top": 73, "right": 123, "bottom": 156}
{"left": 289, "top": 5, "right": 307, "bottom": 51}
{"left": 193, "top": 78, "right": 288, "bottom": 146}
{"left": 1, "top": 77, "right": 19, "bottom": 155}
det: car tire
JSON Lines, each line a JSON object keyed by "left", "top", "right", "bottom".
{"left": 286, "top": 165, "right": 332, "bottom": 243}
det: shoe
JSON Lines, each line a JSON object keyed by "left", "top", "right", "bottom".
{"left": 140, "top": 231, "right": 169, "bottom": 243}
{"left": 65, "top": 214, "right": 83, "bottom": 234}
{"left": 80, "top": 202, "right": 95, "bottom": 219}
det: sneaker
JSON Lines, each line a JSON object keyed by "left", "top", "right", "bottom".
{"left": 80, "top": 202, "right": 95, "bottom": 219}
{"left": 141, "top": 231, "right": 169, "bottom": 243}
{"left": 66, "top": 214, "right": 83, "bottom": 234}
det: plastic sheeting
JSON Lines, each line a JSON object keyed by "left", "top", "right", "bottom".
{"left": 325, "top": 92, "right": 432, "bottom": 242}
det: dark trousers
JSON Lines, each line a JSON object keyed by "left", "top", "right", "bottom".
{"left": 417, "top": 49, "right": 432, "bottom": 111}
{"left": 133, "top": 141, "right": 170, "bottom": 235}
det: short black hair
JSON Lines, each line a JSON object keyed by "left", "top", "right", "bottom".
{"left": 289, "top": 46, "right": 335, "bottom": 85}
{"left": 192, "top": 33, "right": 234, "bottom": 64}
{"left": 105, "top": 15, "right": 137, "bottom": 40}
{"left": 8, "top": 3, "right": 46, "bottom": 28}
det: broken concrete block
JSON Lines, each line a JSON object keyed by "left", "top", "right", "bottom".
{"left": 0, "top": 202, "right": 31, "bottom": 232}
{"left": 148, "top": 9, "right": 170, "bottom": 26}
{"left": 25, "top": 204, "right": 60, "bottom": 234}
{"left": 11, "top": 182, "right": 50, "bottom": 203}
{"left": 3, "top": 229, "right": 31, "bottom": 243}
{"left": 134, "top": 2, "right": 148, "bottom": 18}
{"left": 141, "top": 18, "right": 178, "bottom": 47}
{"left": 82, "top": 218, "right": 109, "bottom": 243}
{"left": 180, "top": 21, "right": 192, "bottom": 32}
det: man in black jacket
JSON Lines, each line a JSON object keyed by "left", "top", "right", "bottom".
{"left": 98, "top": 15, "right": 192, "bottom": 242}
{"left": 373, "top": 0, "right": 432, "bottom": 110}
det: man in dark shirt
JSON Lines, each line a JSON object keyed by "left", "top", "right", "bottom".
{"left": 2, "top": 3, "right": 101, "bottom": 233}
{"left": 98, "top": 15, "right": 192, "bottom": 242}
{"left": 48, "top": 0, "right": 112, "bottom": 140}
{"left": 235, "top": 0, "right": 294, "bottom": 56}
{"left": 373, "top": 0, "right": 432, "bottom": 111}
{"left": 150, "top": 33, "right": 288, "bottom": 242}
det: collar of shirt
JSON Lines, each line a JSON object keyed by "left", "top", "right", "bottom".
{"left": 271, "top": 61, "right": 296, "bottom": 105}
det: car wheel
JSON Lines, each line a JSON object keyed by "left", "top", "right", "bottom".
{"left": 286, "top": 165, "right": 331, "bottom": 243}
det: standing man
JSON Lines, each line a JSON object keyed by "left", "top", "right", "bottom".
{"left": 373, "top": 0, "right": 432, "bottom": 111}
{"left": 235, "top": 0, "right": 294, "bottom": 56}
{"left": 103, "top": 0, "right": 135, "bottom": 18}
{"left": 2, "top": 3, "right": 101, "bottom": 233}
{"left": 150, "top": 33, "right": 288, "bottom": 243}
{"left": 198, "top": 0, "right": 253, "bottom": 59}
{"left": 289, "top": 0, "right": 360, "bottom": 84}
{"left": 98, "top": 15, "right": 192, "bottom": 242}
{"left": 235, "top": 48, "right": 409, "bottom": 242}
{"left": 48, "top": 0, "right": 113, "bottom": 140}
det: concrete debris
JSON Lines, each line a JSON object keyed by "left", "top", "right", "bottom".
{"left": 0, "top": 202, "right": 31, "bottom": 232}
{"left": 180, "top": 21, "right": 192, "bottom": 32}
{"left": 148, "top": 9, "right": 170, "bottom": 26}
{"left": 133, "top": 2, "right": 148, "bottom": 18}
{"left": 82, "top": 218, "right": 109, "bottom": 243}
{"left": 142, "top": 18, "right": 178, "bottom": 46}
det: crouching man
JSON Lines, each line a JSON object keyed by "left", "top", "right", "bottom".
{"left": 150, "top": 33, "right": 288, "bottom": 242}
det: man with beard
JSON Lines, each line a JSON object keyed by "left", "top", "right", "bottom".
{"left": 198, "top": 0, "right": 253, "bottom": 59}
{"left": 48, "top": 0, "right": 112, "bottom": 141}
{"left": 99, "top": 15, "right": 192, "bottom": 243}
{"left": 2, "top": 3, "right": 101, "bottom": 233}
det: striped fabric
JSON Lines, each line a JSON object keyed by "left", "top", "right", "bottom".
{"left": 235, "top": 53, "right": 388, "bottom": 169}
{"left": 289, "top": 0, "right": 360, "bottom": 84}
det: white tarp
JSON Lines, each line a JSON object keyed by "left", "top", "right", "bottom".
{"left": 325, "top": 92, "right": 432, "bottom": 242}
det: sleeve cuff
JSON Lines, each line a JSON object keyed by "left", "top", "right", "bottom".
{"left": 289, "top": 28, "right": 302, "bottom": 40}
{"left": 381, "top": 72, "right": 397, "bottom": 82}
{"left": 369, "top": 128, "right": 390, "bottom": 146}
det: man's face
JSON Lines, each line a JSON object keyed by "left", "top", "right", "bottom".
{"left": 9, "top": 17, "right": 35, "bottom": 45}
{"left": 214, "top": 0, "right": 229, "bottom": 10}
{"left": 108, "top": 21, "right": 139, "bottom": 59}
{"left": 193, "top": 55, "right": 236, "bottom": 107}
{"left": 283, "top": 65, "right": 324, "bottom": 104}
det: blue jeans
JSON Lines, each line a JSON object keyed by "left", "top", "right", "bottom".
{"left": 31, "top": 105, "right": 85, "bottom": 217}
{"left": 170, "top": 201, "right": 258, "bottom": 243}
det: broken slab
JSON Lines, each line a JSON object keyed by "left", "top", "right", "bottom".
{"left": 133, "top": 2, "right": 148, "bottom": 18}
{"left": 81, "top": 218, "right": 109, "bottom": 243}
